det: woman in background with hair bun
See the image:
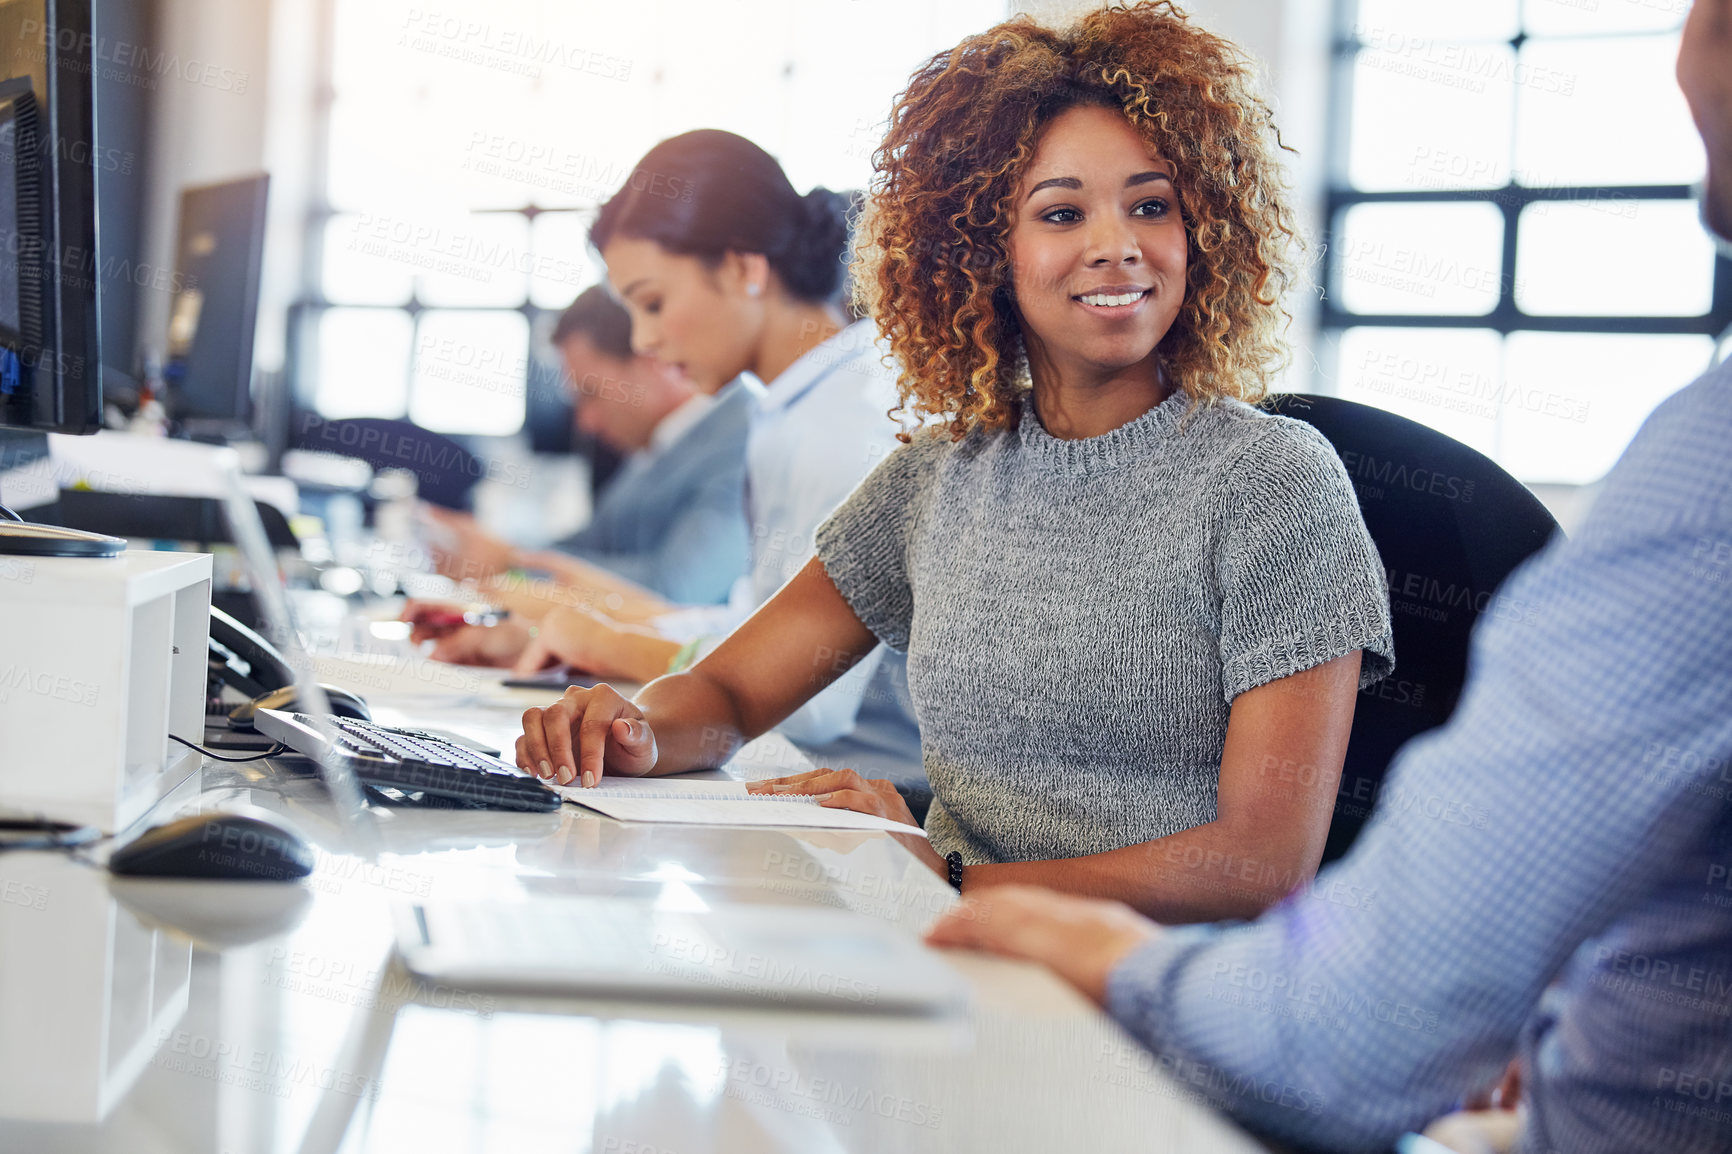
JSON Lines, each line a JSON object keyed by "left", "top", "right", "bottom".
{"left": 437, "top": 129, "right": 924, "bottom": 793}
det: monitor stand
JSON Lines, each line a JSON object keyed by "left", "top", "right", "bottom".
{"left": 0, "top": 519, "right": 125, "bottom": 557}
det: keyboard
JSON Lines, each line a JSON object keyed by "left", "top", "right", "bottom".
{"left": 254, "top": 709, "right": 562, "bottom": 812}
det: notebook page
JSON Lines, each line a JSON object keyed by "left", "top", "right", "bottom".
{"left": 551, "top": 777, "right": 926, "bottom": 837}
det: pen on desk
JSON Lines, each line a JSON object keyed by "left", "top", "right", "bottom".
{"left": 416, "top": 608, "right": 506, "bottom": 629}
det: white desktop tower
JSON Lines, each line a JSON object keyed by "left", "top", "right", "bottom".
{"left": 0, "top": 549, "right": 212, "bottom": 832}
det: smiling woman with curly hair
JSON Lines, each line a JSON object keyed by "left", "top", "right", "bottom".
{"left": 856, "top": 1, "right": 1299, "bottom": 435}
{"left": 518, "top": 3, "right": 1395, "bottom": 925}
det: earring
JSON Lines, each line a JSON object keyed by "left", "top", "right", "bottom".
{"left": 746, "top": 281, "right": 763, "bottom": 298}
{"left": 1011, "top": 335, "right": 1033, "bottom": 393}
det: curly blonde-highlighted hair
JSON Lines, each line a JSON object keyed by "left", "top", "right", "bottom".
{"left": 854, "top": 1, "right": 1300, "bottom": 438}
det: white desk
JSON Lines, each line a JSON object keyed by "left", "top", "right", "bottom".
{"left": 0, "top": 672, "right": 1272, "bottom": 1154}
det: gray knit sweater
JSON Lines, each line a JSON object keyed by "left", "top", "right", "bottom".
{"left": 815, "top": 390, "right": 1395, "bottom": 865}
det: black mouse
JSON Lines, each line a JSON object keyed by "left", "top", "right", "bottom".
{"left": 109, "top": 807, "right": 317, "bottom": 881}
{"left": 228, "top": 683, "right": 371, "bottom": 729}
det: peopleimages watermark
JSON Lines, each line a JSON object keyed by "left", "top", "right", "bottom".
{"left": 0, "top": 663, "right": 100, "bottom": 708}
{"left": 295, "top": 412, "right": 532, "bottom": 491}
{"left": 1354, "top": 24, "right": 1576, "bottom": 96}
{"left": 1639, "top": 740, "right": 1731, "bottom": 802}
{"left": 1591, "top": 946, "right": 1732, "bottom": 1016}
{"left": 344, "top": 212, "right": 586, "bottom": 290}
{"left": 598, "top": 1138, "right": 681, "bottom": 1154}
{"left": 304, "top": 847, "right": 434, "bottom": 900}
{"left": 1655, "top": 1067, "right": 1732, "bottom": 1125}
{"left": 1382, "top": 564, "right": 1544, "bottom": 628}
{"left": 647, "top": 931, "right": 881, "bottom": 1006}
{"left": 398, "top": 9, "right": 631, "bottom": 82}
{"left": 758, "top": 849, "right": 954, "bottom": 920}
{"left": 1337, "top": 238, "right": 1515, "bottom": 303}
{"left": 1207, "top": 961, "right": 1442, "bottom": 1033}
{"left": 0, "top": 878, "right": 49, "bottom": 912}
{"left": 1706, "top": 861, "right": 1732, "bottom": 909}
{"left": 1404, "top": 146, "right": 1642, "bottom": 222}
{"left": 1348, "top": 346, "right": 1590, "bottom": 428}
{"left": 150, "top": 1030, "right": 378, "bottom": 1103}
{"left": 1095, "top": 1039, "right": 1329, "bottom": 1115}
{"left": 263, "top": 945, "right": 497, "bottom": 1018}
{"left": 0, "top": 131, "right": 135, "bottom": 176}
{"left": 462, "top": 133, "right": 687, "bottom": 204}
{"left": 716, "top": 1055, "right": 944, "bottom": 1129}
{"left": 16, "top": 21, "right": 249, "bottom": 94}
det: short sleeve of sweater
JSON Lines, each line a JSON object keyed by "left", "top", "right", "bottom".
{"left": 1214, "top": 420, "right": 1395, "bottom": 700}
{"left": 813, "top": 431, "right": 947, "bottom": 653}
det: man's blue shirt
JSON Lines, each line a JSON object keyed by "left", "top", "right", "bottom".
{"left": 1107, "top": 360, "right": 1732, "bottom": 1154}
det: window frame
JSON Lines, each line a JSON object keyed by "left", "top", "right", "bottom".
{"left": 1319, "top": 0, "right": 1732, "bottom": 341}
{"left": 288, "top": 0, "right": 578, "bottom": 439}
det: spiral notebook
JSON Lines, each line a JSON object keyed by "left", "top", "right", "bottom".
{"left": 551, "top": 776, "right": 925, "bottom": 836}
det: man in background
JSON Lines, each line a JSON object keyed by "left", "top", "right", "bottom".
{"left": 427, "top": 286, "right": 751, "bottom": 609}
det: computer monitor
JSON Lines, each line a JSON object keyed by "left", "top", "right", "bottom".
{"left": 0, "top": 0, "right": 99, "bottom": 437}
{"left": 0, "top": 0, "right": 117, "bottom": 558}
{"left": 163, "top": 174, "right": 268, "bottom": 430}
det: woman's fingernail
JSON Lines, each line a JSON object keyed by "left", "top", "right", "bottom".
{"left": 539, "top": 760, "right": 552, "bottom": 777}
{"left": 582, "top": 770, "right": 596, "bottom": 789}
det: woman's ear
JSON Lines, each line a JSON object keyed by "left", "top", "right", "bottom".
{"left": 717, "top": 250, "right": 772, "bottom": 300}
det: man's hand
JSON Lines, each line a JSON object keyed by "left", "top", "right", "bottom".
{"left": 422, "top": 505, "right": 517, "bottom": 582}
{"left": 925, "top": 885, "right": 1160, "bottom": 1005}
{"left": 747, "top": 767, "right": 920, "bottom": 828}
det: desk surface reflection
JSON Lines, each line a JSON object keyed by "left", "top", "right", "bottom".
{"left": 0, "top": 710, "right": 1269, "bottom": 1154}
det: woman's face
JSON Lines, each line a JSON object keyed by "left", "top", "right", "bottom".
{"left": 1006, "top": 103, "right": 1187, "bottom": 384}
{"left": 601, "top": 237, "right": 761, "bottom": 394}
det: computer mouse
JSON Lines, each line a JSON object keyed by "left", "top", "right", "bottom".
{"left": 228, "top": 683, "right": 371, "bottom": 729}
{"left": 108, "top": 807, "right": 317, "bottom": 881}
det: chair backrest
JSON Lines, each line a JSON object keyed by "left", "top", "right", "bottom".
{"left": 1266, "top": 394, "right": 1561, "bottom": 862}
{"left": 291, "top": 415, "right": 482, "bottom": 510}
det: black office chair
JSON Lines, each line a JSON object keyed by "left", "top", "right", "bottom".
{"left": 290, "top": 414, "right": 484, "bottom": 511}
{"left": 1265, "top": 394, "right": 1561, "bottom": 863}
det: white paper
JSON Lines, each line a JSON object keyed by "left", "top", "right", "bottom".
{"left": 552, "top": 776, "right": 926, "bottom": 837}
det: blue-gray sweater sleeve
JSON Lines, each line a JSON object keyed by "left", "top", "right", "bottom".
{"left": 813, "top": 432, "right": 946, "bottom": 653}
{"left": 1212, "top": 420, "right": 1395, "bottom": 699}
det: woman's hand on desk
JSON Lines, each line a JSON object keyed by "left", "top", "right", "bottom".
{"left": 425, "top": 620, "right": 534, "bottom": 666}
{"left": 518, "top": 683, "right": 658, "bottom": 787}
{"left": 746, "top": 768, "right": 920, "bottom": 829}
{"left": 925, "top": 885, "right": 1160, "bottom": 1006}
{"left": 513, "top": 606, "right": 681, "bottom": 682}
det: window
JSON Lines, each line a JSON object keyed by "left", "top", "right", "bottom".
{"left": 298, "top": 0, "right": 1007, "bottom": 438}
{"left": 1322, "top": 0, "right": 1728, "bottom": 485}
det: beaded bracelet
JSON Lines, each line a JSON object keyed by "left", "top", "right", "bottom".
{"left": 946, "top": 851, "right": 965, "bottom": 892}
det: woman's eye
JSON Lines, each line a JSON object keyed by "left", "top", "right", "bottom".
{"left": 1132, "top": 198, "right": 1170, "bottom": 219}
{"left": 1041, "top": 207, "right": 1081, "bottom": 224}
{"left": 643, "top": 300, "right": 662, "bottom": 315}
